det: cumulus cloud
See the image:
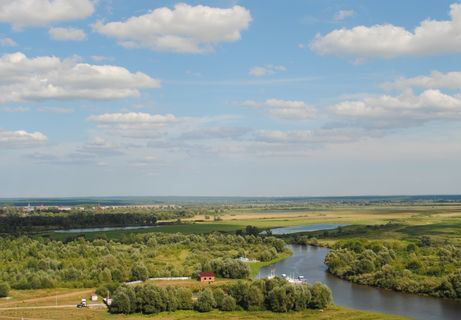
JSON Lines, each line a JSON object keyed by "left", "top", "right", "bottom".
{"left": 49, "top": 27, "right": 86, "bottom": 41}
{"left": 93, "top": 3, "right": 251, "bottom": 53}
{"left": 0, "top": 0, "right": 95, "bottom": 29}
{"left": 0, "top": 52, "right": 160, "bottom": 103}
{"left": 0, "top": 37, "right": 17, "bottom": 47}
{"left": 331, "top": 89, "right": 461, "bottom": 128}
{"left": 334, "top": 10, "right": 355, "bottom": 21}
{"left": 0, "top": 129, "right": 47, "bottom": 148}
{"left": 249, "top": 65, "right": 286, "bottom": 77}
{"left": 383, "top": 71, "right": 461, "bottom": 90}
{"left": 243, "top": 99, "right": 316, "bottom": 120}
{"left": 311, "top": 3, "right": 461, "bottom": 58}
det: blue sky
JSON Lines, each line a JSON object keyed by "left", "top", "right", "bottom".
{"left": 1, "top": 0, "right": 461, "bottom": 197}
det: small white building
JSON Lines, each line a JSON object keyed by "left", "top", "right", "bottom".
{"left": 91, "top": 295, "right": 98, "bottom": 302}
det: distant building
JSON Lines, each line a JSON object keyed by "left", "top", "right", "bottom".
{"left": 91, "top": 294, "right": 98, "bottom": 302}
{"left": 198, "top": 272, "right": 215, "bottom": 282}
{"left": 23, "top": 203, "right": 34, "bottom": 213}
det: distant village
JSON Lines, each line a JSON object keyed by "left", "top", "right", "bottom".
{"left": 1, "top": 204, "right": 183, "bottom": 214}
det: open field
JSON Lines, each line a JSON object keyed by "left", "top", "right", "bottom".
{"left": 0, "top": 305, "right": 409, "bottom": 320}
{"left": 41, "top": 203, "right": 461, "bottom": 242}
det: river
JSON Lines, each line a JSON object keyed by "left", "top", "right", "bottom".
{"left": 257, "top": 245, "right": 461, "bottom": 320}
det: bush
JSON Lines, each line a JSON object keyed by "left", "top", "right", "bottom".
{"left": 220, "top": 295, "right": 237, "bottom": 311}
{"left": 131, "top": 263, "right": 149, "bottom": 281}
{"left": 0, "top": 282, "right": 10, "bottom": 298}
{"left": 309, "top": 283, "right": 333, "bottom": 309}
{"left": 195, "top": 288, "right": 216, "bottom": 312}
{"left": 95, "top": 286, "right": 109, "bottom": 298}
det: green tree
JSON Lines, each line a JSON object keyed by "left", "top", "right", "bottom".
{"left": 195, "top": 288, "right": 216, "bottom": 312}
{"left": 309, "top": 283, "right": 333, "bottom": 309}
{"left": 0, "top": 282, "right": 10, "bottom": 298}
{"left": 131, "top": 263, "right": 149, "bottom": 281}
{"left": 109, "top": 291, "right": 131, "bottom": 314}
{"left": 220, "top": 294, "right": 237, "bottom": 311}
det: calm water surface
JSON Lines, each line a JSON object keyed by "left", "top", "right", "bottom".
{"left": 269, "top": 224, "right": 346, "bottom": 235}
{"left": 257, "top": 245, "right": 461, "bottom": 320}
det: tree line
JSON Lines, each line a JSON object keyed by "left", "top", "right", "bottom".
{"left": 0, "top": 212, "right": 157, "bottom": 233}
{"left": 109, "top": 278, "right": 333, "bottom": 314}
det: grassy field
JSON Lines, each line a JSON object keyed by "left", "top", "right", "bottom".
{"left": 42, "top": 202, "right": 461, "bottom": 243}
{"left": 0, "top": 305, "right": 410, "bottom": 320}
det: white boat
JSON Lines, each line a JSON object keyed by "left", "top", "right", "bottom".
{"left": 267, "top": 269, "right": 276, "bottom": 279}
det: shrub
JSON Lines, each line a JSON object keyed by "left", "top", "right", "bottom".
{"left": 220, "top": 295, "right": 237, "bottom": 311}
{"left": 195, "top": 288, "right": 216, "bottom": 312}
{"left": 0, "top": 282, "right": 10, "bottom": 298}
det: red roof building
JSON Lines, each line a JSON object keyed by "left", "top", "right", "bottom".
{"left": 199, "top": 272, "right": 215, "bottom": 282}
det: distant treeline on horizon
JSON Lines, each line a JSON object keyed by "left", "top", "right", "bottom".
{"left": 1, "top": 195, "right": 461, "bottom": 207}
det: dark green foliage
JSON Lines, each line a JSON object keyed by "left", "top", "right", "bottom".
{"left": 110, "top": 288, "right": 132, "bottom": 314}
{"left": 131, "top": 263, "right": 149, "bottom": 281}
{"left": 203, "top": 258, "right": 250, "bottom": 279}
{"left": 0, "top": 282, "right": 10, "bottom": 297}
{"left": 212, "top": 288, "right": 226, "bottom": 309}
{"left": 109, "top": 278, "right": 333, "bottom": 315}
{"left": 0, "top": 212, "right": 157, "bottom": 233}
{"left": 195, "top": 288, "right": 216, "bottom": 312}
{"left": 325, "top": 239, "right": 461, "bottom": 299}
{"left": 95, "top": 286, "right": 109, "bottom": 298}
{"left": 176, "top": 287, "right": 193, "bottom": 310}
{"left": 220, "top": 294, "right": 237, "bottom": 311}
{"left": 309, "top": 283, "right": 333, "bottom": 309}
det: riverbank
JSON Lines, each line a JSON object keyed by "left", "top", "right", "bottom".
{"left": 248, "top": 251, "right": 292, "bottom": 278}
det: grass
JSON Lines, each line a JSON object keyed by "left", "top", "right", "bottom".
{"left": 0, "top": 306, "right": 410, "bottom": 320}
{"left": 248, "top": 252, "right": 292, "bottom": 278}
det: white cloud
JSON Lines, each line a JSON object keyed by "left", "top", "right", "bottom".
{"left": 1, "top": 106, "right": 30, "bottom": 112}
{"left": 334, "top": 10, "right": 355, "bottom": 21}
{"left": 311, "top": 3, "right": 461, "bottom": 58}
{"left": 249, "top": 65, "right": 286, "bottom": 77}
{"left": 243, "top": 99, "right": 316, "bottom": 120}
{"left": 90, "top": 55, "right": 114, "bottom": 62}
{"left": 0, "top": 52, "right": 160, "bottom": 103}
{"left": 383, "top": 71, "right": 461, "bottom": 90}
{"left": 88, "top": 112, "right": 176, "bottom": 124}
{"left": 93, "top": 3, "right": 251, "bottom": 53}
{"left": 49, "top": 27, "right": 86, "bottom": 41}
{"left": 331, "top": 89, "right": 461, "bottom": 128}
{"left": 0, "top": 0, "right": 95, "bottom": 29}
{"left": 38, "top": 106, "right": 73, "bottom": 113}
{"left": 0, "top": 129, "right": 47, "bottom": 148}
{"left": 253, "top": 128, "right": 371, "bottom": 148}
{"left": 0, "top": 37, "right": 17, "bottom": 47}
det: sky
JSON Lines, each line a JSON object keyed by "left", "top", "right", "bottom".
{"left": 1, "top": 0, "right": 461, "bottom": 197}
